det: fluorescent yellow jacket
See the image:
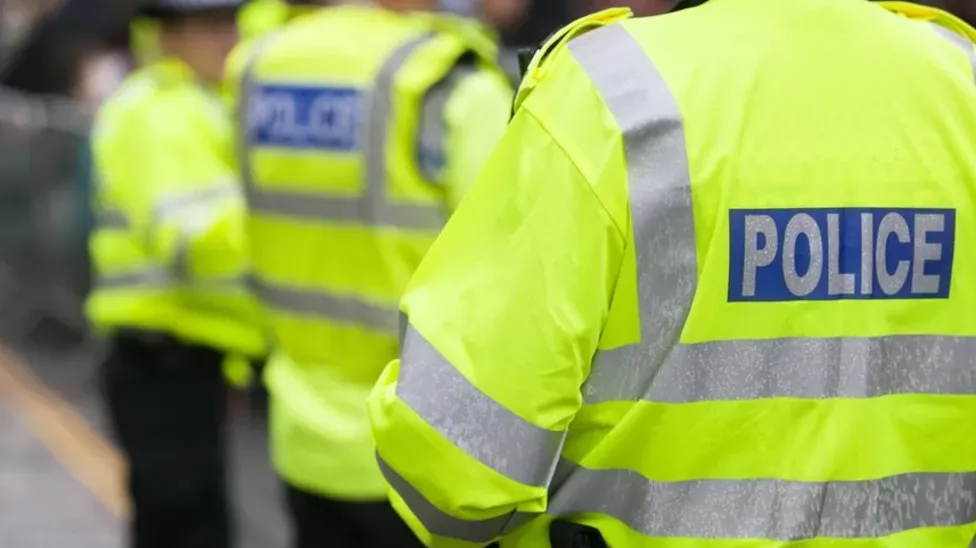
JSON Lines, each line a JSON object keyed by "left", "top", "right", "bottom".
{"left": 227, "top": 5, "right": 513, "bottom": 500}
{"left": 237, "top": 0, "right": 290, "bottom": 41}
{"left": 88, "top": 59, "right": 265, "bottom": 357}
{"left": 369, "top": 1, "right": 976, "bottom": 546}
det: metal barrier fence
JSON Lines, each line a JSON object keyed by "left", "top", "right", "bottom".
{"left": 0, "top": 85, "right": 94, "bottom": 352}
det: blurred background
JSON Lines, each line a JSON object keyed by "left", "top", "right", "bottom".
{"left": 0, "top": 0, "right": 964, "bottom": 547}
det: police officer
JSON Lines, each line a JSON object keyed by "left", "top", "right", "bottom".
{"left": 227, "top": 0, "right": 513, "bottom": 547}
{"left": 89, "top": 1, "right": 263, "bottom": 547}
{"left": 369, "top": 1, "right": 976, "bottom": 547}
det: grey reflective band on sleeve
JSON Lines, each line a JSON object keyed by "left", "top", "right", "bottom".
{"left": 377, "top": 455, "right": 514, "bottom": 543}
{"left": 96, "top": 267, "right": 172, "bottom": 289}
{"left": 396, "top": 323, "right": 566, "bottom": 488}
{"left": 153, "top": 182, "right": 241, "bottom": 222}
{"left": 250, "top": 277, "right": 400, "bottom": 334}
{"left": 929, "top": 22, "right": 976, "bottom": 84}
{"left": 239, "top": 34, "right": 447, "bottom": 231}
{"left": 549, "top": 465, "right": 976, "bottom": 540}
{"left": 585, "top": 334, "right": 976, "bottom": 403}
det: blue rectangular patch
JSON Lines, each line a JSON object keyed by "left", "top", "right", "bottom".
{"left": 247, "top": 84, "right": 364, "bottom": 151}
{"left": 728, "top": 208, "right": 956, "bottom": 302}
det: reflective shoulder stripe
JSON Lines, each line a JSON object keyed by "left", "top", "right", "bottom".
{"left": 416, "top": 61, "right": 478, "bottom": 186}
{"left": 929, "top": 21, "right": 976, "bottom": 82}
{"left": 514, "top": 7, "right": 633, "bottom": 112}
{"left": 568, "top": 21, "right": 698, "bottom": 399}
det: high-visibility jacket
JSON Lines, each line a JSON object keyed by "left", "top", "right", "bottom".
{"left": 88, "top": 58, "right": 265, "bottom": 358}
{"left": 237, "top": 0, "right": 290, "bottom": 41}
{"left": 368, "top": 1, "right": 976, "bottom": 546}
{"left": 228, "top": 5, "right": 513, "bottom": 499}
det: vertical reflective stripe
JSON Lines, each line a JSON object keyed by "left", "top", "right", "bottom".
{"left": 568, "top": 24, "right": 699, "bottom": 405}
{"left": 417, "top": 64, "right": 477, "bottom": 184}
{"left": 930, "top": 22, "right": 976, "bottom": 84}
{"left": 240, "top": 34, "right": 446, "bottom": 230}
{"left": 397, "top": 323, "right": 567, "bottom": 487}
{"left": 363, "top": 34, "right": 446, "bottom": 229}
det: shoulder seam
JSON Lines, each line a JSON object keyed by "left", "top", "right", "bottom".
{"left": 521, "top": 105, "right": 627, "bottom": 241}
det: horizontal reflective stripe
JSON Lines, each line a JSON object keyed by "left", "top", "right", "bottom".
{"left": 154, "top": 182, "right": 241, "bottom": 221}
{"left": 97, "top": 268, "right": 247, "bottom": 291}
{"left": 930, "top": 22, "right": 976, "bottom": 85}
{"left": 247, "top": 189, "right": 445, "bottom": 230}
{"left": 584, "top": 335, "right": 976, "bottom": 403}
{"left": 550, "top": 464, "right": 976, "bottom": 540}
{"left": 96, "top": 268, "right": 171, "bottom": 290}
{"left": 95, "top": 210, "right": 129, "bottom": 230}
{"left": 398, "top": 323, "right": 566, "bottom": 487}
{"left": 240, "top": 35, "right": 447, "bottom": 232}
{"left": 251, "top": 277, "right": 399, "bottom": 334}
{"left": 377, "top": 454, "right": 515, "bottom": 543}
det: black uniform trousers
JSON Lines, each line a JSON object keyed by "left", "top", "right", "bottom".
{"left": 285, "top": 483, "right": 426, "bottom": 548}
{"left": 101, "top": 330, "right": 231, "bottom": 548}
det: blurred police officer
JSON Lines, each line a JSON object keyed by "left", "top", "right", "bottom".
{"left": 88, "top": 1, "right": 264, "bottom": 547}
{"left": 227, "top": 0, "right": 513, "bottom": 546}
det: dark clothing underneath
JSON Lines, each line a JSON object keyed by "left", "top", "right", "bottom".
{"left": 101, "top": 330, "right": 231, "bottom": 548}
{"left": 285, "top": 483, "right": 425, "bottom": 548}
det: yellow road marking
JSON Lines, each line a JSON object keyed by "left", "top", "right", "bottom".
{"left": 0, "top": 345, "right": 129, "bottom": 519}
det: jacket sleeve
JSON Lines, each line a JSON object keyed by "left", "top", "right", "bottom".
{"left": 418, "top": 63, "right": 514, "bottom": 213}
{"left": 98, "top": 91, "right": 248, "bottom": 285}
{"left": 368, "top": 104, "right": 626, "bottom": 547}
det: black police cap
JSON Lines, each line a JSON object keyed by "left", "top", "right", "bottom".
{"left": 139, "top": 0, "right": 246, "bottom": 18}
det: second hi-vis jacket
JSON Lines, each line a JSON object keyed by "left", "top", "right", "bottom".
{"left": 229, "top": 5, "right": 513, "bottom": 499}
{"left": 88, "top": 59, "right": 264, "bottom": 357}
{"left": 369, "top": 1, "right": 976, "bottom": 546}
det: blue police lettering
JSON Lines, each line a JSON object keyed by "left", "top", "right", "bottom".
{"left": 248, "top": 84, "right": 364, "bottom": 151}
{"left": 728, "top": 208, "right": 956, "bottom": 301}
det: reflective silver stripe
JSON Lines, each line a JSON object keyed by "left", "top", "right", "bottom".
{"left": 246, "top": 191, "right": 444, "bottom": 230}
{"left": 573, "top": 24, "right": 976, "bottom": 405}
{"left": 96, "top": 268, "right": 171, "bottom": 289}
{"left": 397, "top": 323, "right": 566, "bottom": 487}
{"left": 587, "top": 335, "right": 976, "bottom": 403}
{"left": 569, "top": 25, "right": 699, "bottom": 404}
{"left": 251, "top": 277, "right": 399, "bottom": 334}
{"left": 96, "top": 210, "right": 129, "bottom": 230}
{"left": 417, "top": 64, "right": 477, "bottom": 184}
{"left": 154, "top": 182, "right": 241, "bottom": 221}
{"left": 240, "top": 35, "right": 446, "bottom": 231}
{"left": 930, "top": 22, "right": 976, "bottom": 84}
{"left": 549, "top": 465, "right": 976, "bottom": 540}
{"left": 377, "top": 454, "right": 514, "bottom": 543}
